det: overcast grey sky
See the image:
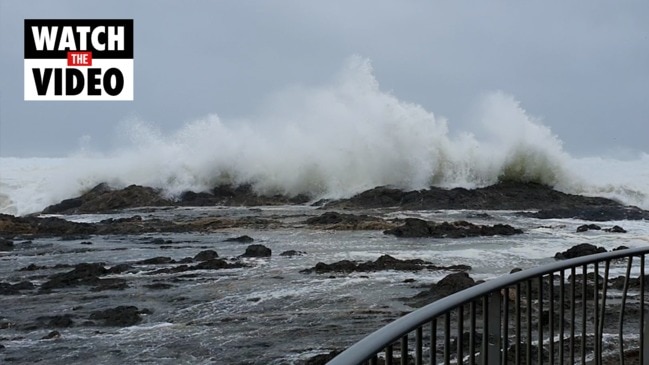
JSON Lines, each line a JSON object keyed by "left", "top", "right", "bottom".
{"left": 1, "top": 1, "right": 648, "bottom": 157}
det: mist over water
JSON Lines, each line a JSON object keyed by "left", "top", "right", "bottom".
{"left": 1, "top": 56, "right": 647, "bottom": 215}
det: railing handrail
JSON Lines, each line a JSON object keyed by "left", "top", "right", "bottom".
{"left": 327, "top": 245, "right": 649, "bottom": 365}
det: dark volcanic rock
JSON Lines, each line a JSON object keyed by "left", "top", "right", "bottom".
{"left": 0, "top": 238, "right": 14, "bottom": 251}
{"left": 241, "top": 244, "right": 272, "bottom": 257}
{"left": 305, "top": 212, "right": 393, "bottom": 230}
{"left": 224, "top": 235, "right": 254, "bottom": 243}
{"left": 576, "top": 224, "right": 601, "bottom": 232}
{"left": 0, "top": 281, "right": 34, "bottom": 295}
{"left": 604, "top": 225, "right": 627, "bottom": 233}
{"left": 89, "top": 306, "right": 146, "bottom": 327}
{"left": 408, "top": 272, "right": 478, "bottom": 307}
{"left": 179, "top": 183, "right": 311, "bottom": 207}
{"left": 302, "top": 255, "right": 471, "bottom": 274}
{"left": 41, "top": 263, "right": 108, "bottom": 290}
{"left": 194, "top": 250, "right": 219, "bottom": 261}
{"left": 327, "top": 181, "right": 629, "bottom": 212}
{"left": 280, "top": 250, "right": 305, "bottom": 257}
{"left": 136, "top": 257, "right": 174, "bottom": 265}
{"left": 0, "top": 214, "right": 97, "bottom": 236}
{"left": 384, "top": 218, "right": 522, "bottom": 238}
{"left": 554, "top": 243, "right": 607, "bottom": 260}
{"left": 43, "top": 183, "right": 172, "bottom": 214}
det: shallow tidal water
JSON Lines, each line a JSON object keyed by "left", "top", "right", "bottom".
{"left": 1, "top": 206, "right": 648, "bottom": 364}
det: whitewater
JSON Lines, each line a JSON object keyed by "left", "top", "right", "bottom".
{"left": 1, "top": 56, "right": 648, "bottom": 216}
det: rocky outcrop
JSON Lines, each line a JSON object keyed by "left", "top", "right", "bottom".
{"left": 554, "top": 243, "right": 607, "bottom": 260}
{"left": 223, "top": 235, "right": 254, "bottom": 243}
{"left": 89, "top": 306, "right": 149, "bottom": 327}
{"left": 326, "top": 181, "right": 622, "bottom": 211}
{"left": 42, "top": 184, "right": 173, "bottom": 214}
{"left": 179, "top": 184, "right": 311, "bottom": 207}
{"left": 301, "top": 255, "right": 471, "bottom": 274}
{"left": 304, "top": 212, "right": 395, "bottom": 230}
{"left": 384, "top": 218, "right": 522, "bottom": 238}
{"left": 240, "top": 244, "right": 272, "bottom": 257}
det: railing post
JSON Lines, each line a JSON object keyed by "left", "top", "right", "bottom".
{"left": 487, "top": 291, "right": 502, "bottom": 365}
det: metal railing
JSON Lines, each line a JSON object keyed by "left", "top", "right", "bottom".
{"left": 328, "top": 246, "right": 649, "bottom": 365}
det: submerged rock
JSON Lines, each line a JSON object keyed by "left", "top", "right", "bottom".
{"left": 304, "top": 212, "right": 394, "bottom": 230}
{"left": 384, "top": 218, "right": 522, "bottom": 238}
{"left": 89, "top": 306, "right": 147, "bottom": 327}
{"left": 576, "top": 224, "right": 601, "bottom": 232}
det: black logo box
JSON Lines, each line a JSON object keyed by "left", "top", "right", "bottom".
{"left": 25, "top": 19, "right": 133, "bottom": 59}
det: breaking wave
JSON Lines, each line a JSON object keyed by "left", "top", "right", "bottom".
{"left": 1, "top": 56, "right": 647, "bottom": 215}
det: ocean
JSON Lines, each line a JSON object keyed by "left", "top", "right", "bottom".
{"left": 1, "top": 57, "right": 648, "bottom": 364}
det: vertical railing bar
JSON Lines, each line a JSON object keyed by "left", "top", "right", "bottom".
{"left": 559, "top": 269, "right": 565, "bottom": 365}
{"left": 526, "top": 280, "right": 532, "bottom": 365}
{"left": 581, "top": 264, "right": 587, "bottom": 365}
{"left": 516, "top": 282, "right": 521, "bottom": 365}
{"left": 386, "top": 344, "right": 394, "bottom": 365}
{"left": 370, "top": 355, "right": 378, "bottom": 365}
{"left": 570, "top": 266, "right": 576, "bottom": 365}
{"left": 470, "top": 302, "right": 476, "bottom": 365}
{"left": 445, "top": 312, "right": 451, "bottom": 364}
{"left": 538, "top": 276, "right": 543, "bottom": 365}
{"left": 503, "top": 287, "right": 509, "bottom": 365}
{"left": 593, "top": 261, "right": 599, "bottom": 365}
{"left": 598, "top": 260, "right": 610, "bottom": 365}
{"left": 401, "top": 335, "right": 408, "bottom": 365}
{"left": 458, "top": 306, "right": 464, "bottom": 365}
{"left": 482, "top": 296, "right": 488, "bottom": 365}
{"left": 549, "top": 273, "right": 555, "bottom": 365}
{"left": 619, "top": 256, "right": 633, "bottom": 365}
{"left": 416, "top": 327, "right": 423, "bottom": 365}
{"left": 431, "top": 318, "right": 437, "bottom": 365}
{"left": 641, "top": 254, "right": 648, "bottom": 365}
{"left": 487, "top": 291, "right": 502, "bottom": 365}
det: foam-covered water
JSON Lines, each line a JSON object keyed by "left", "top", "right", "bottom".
{"left": 1, "top": 56, "right": 648, "bottom": 215}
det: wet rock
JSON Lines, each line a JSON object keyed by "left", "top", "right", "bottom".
{"left": 604, "top": 225, "right": 627, "bottom": 233}
{"left": 0, "top": 214, "right": 97, "bottom": 236}
{"left": 107, "top": 263, "right": 133, "bottom": 274}
{"left": 304, "top": 212, "right": 392, "bottom": 230}
{"left": 554, "top": 243, "right": 607, "bottom": 260}
{"left": 0, "top": 281, "right": 34, "bottom": 295}
{"left": 136, "top": 257, "right": 174, "bottom": 265}
{"left": 44, "top": 315, "right": 74, "bottom": 328}
{"left": 41, "top": 331, "right": 61, "bottom": 340}
{"left": 407, "top": 272, "right": 477, "bottom": 307}
{"left": 241, "top": 244, "right": 272, "bottom": 257}
{"left": 0, "top": 238, "right": 14, "bottom": 251}
{"left": 194, "top": 259, "right": 231, "bottom": 270}
{"left": 280, "top": 250, "right": 305, "bottom": 257}
{"left": 576, "top": 224, "right": 601, "bottom": 232}
{"left": 145, "top": 283, "right": 174, "bottom": 290}
{"left": 302, "top": 255, "right": 470, "bottom": 274}
{"left": 326, "top": 181, "right": 639, "bottom": 215}
{"left": 302, "top": 350, "right": 342, "bottom": 365}
{"left": 384, "top": 218, "right": 522, "bottom": 238}
{"left": 89, "top": 306, "right": 147, "bottom": 327}
{"left": 42, "top": 184, "right": 172, "bottom": 214}
{"left": 223, "top": 235, "right": 254, "bottom": 243}
{"left": 91, "top": 278, "right": 128, "bottom": 292}
{"left": 194, "top": 250, "right": 219, "bottom": 261}
{"left": 41, "top": 263, "right": 108, "bottom": 290}
{"left": 19, "top": 263, "right": 49, "bottom": 271}
{"left": 179, "top": 183, "right": 311, "bottom": 207}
